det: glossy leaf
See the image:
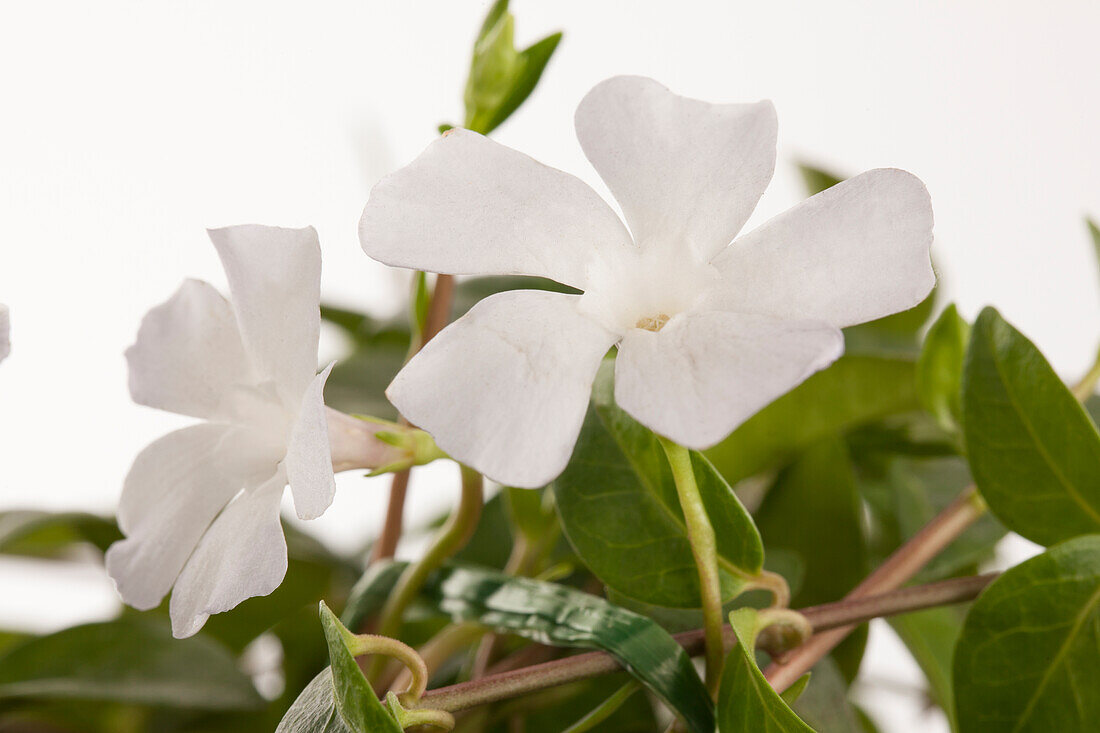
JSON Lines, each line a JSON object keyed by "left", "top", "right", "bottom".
{"left": 717, "top": 608, "right": 816, "bottom": 732}
{"left": 917, "top": 304, "right": 970, "bottom": 432}
{"left": 341, "top": 561, "right": 714, "bottom": 733}
{"left": 705, "top": 355, "right": 920, "bottom": 486}
{"left": 962, "top": 307, "right": 1100, "bottom": 546}
{"left": 954, "top": 534, "right": 1100, "bottom": 732}
{"left": 463, "top": 0, "right": 562, "bottom": 135}
{"left": 0, "top": 618, "right": 262, "bottom": 710}
{"left": 555, "top": 363, "right": 764, "bottom": 608}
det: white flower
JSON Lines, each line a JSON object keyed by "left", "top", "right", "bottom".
{"left": 359, "top": 76, "right": 934, "bottom": 489}
{"left": 0, "top": 304, "right": 9, "bottom": 363}
{"left": 107, "top": 225, "right": 406, "bottom": 637}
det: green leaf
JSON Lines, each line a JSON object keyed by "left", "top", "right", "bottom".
{"left": 555, "top": 363, "right": 765, "bottom": 608}
{"left": 917, "top": 304, "right": 970, "bottom": 432}
{"left": 953, "top": 534, "right": 1100, "bottom": 732}
{"left": 276, "top": 670, "right": 353, "bottom": 733}
{"left": 780, "top": 674, "right": 812, "bottom": 706}
{"left": 798, "top": 163, "right": 843, "bottom": 195}
{"left": 1088, "top": 218, "right": 1100, "bottom": 273}
{"left": 341, "top": 561, "right": 714, "bottom": 733}
{"left": 962, "top": 307, "right": 1100, "bottom": 546}
{"left": 788, "top": 659, "right": 863, "bottom": 733}
{"left": 705, "top": 355, "right": 920, "bottom": 486}
{"left": 410, "top": 271, "right": 430, "bottom": 336}
{"left": 0, "top": 618, "right": 262, "bottom": 710}
{"left": 0, "top": 510, "right": 121, "bottom": 557}
{"left": 463, "top": 1, "right": 562, "bottom": 135}
{"left": 856, "top": 455, "right": 1004, "bottom": 584}
{"left": 319, "top": 604, "right": 402, "bottom": 732}
{"left": 717, "top": 608, "right": 816, "bottom": 732}
{"left": 889, "top": 605, "right": 965, "bottom": 726}
{"left": 755, "top": 439, "right": 868, "bottom": 679}
{"left": 504, "top": 486, "right": 556, "bottom": 544}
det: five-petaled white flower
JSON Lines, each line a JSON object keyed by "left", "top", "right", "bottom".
{"left": 360, "top": 76, "right": 935, "bottom": 488}
{"left": 107, "top": 225, "right": 408, "bottom": 637}
{"left": 0, "top": 304, "right": 9, "bottom": 363}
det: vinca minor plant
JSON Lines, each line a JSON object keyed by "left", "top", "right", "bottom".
{"left": 1, "top": 3, "right": 1099, "bottom": 732}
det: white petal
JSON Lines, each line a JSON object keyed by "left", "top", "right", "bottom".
{"left": 284, "top": 363, "right": 335, "bottom": 520}
{"left": 359, "top": 129, "right": 633, "bottom": 290}
{"left": 707, "top": 169, "right": 935, "bottom": 328}
{"left": 125, "top": 279, "right": 253, "bottom": 420}
{"left": 0, "top": 304, "right": 9, "bottom": 363}
{"left": 169, "top": 472, "right": 288, "bottom": 638}
{"left": 387, "top": 290, "right": 617, "bottom": 488}
{"left": 614, "top": 312, "right": 843, "bottom": 449}
{"left": 106, "top": 423, "right": 281, "bottom": 611}
{"left": 208, "top": 225, "right": 322, "bottom": 404}
{"left": 574, "top": 76, "right": 777, "bottom": 261}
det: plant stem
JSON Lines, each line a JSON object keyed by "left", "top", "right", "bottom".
{"left": 657, "top": 437, "right": 725, "bottom": 698}
{"left": 763, "top": 362, "right": 1099, "bottom": 690}
{"left": 419, "top": 573, "right": 995, "bottom": 713}
{"left": 561, "top": 681, "right": 640, "bottom": 733}
{"left": 369, "top": 463, "right": 483, "bottom": 682}
{"left": 1072, "top": 346, "right": 1100, "bottom": 401}
{"left": 764, "top": 486, "right": 987, "bottom": 690}
{"left": 373, "top": 273, "right": 456, "bottom": 562}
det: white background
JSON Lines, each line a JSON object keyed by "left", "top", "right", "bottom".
{"left": 1, "top": 1, "right": 1098, "bottom": 730}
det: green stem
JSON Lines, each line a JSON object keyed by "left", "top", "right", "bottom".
{"left": 561, "top": 681, "right": 640, "bottom": 733}
{"left": 657, "top": 437, "right": 724, "bottom": 698}
{"left": 369, "top": 464, "right": 484, "bottom": 682}
{"left": 1072, "top": 345, "right": 1100, "bottom": 401}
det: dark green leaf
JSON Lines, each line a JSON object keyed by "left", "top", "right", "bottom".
{"left": 319, "top": 604, "right": 401, "bottom": 732}
{"left": 856, "top": 456, "right": 1004, "bottom": 584}
{"left": 0, "top": 510, "right": 121, "bottom": 557}
{"left": 0, "top": 618, "right": 262, "bottom": 710}
{"left": 706, "top": 356, "right": 920, "bottom": 486}
{"left": 917, "top": 304, "right": 970, "bottom": 432}
{"left": 953, "top": 534, "right": 1100, "bottom": 732}
{"left": 717, "top": 608, "right": 816, "bottom": 732}
{"left": 342, "top": 561, "right": 714, "bottom": 733}
{"left": 555, "top": 363, "right": 765, "bottom": 608}
{"left": 789, "top": 659, "right": 863, "bottom": 733}
{"left": 889, "top": 605, "right": 965, "bottom": 725}
{"left": 756, "top": 440, "right": 868, "bottom": 679}
{"left": 962, "top": 307, "right": 1100, "bottom": 546}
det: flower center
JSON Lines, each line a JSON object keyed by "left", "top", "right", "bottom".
{"left": 635, "top": 314, "right": 670, "bottom": 332}
{"left": 578, "top": 247, "right": 717, "bottom": 336}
